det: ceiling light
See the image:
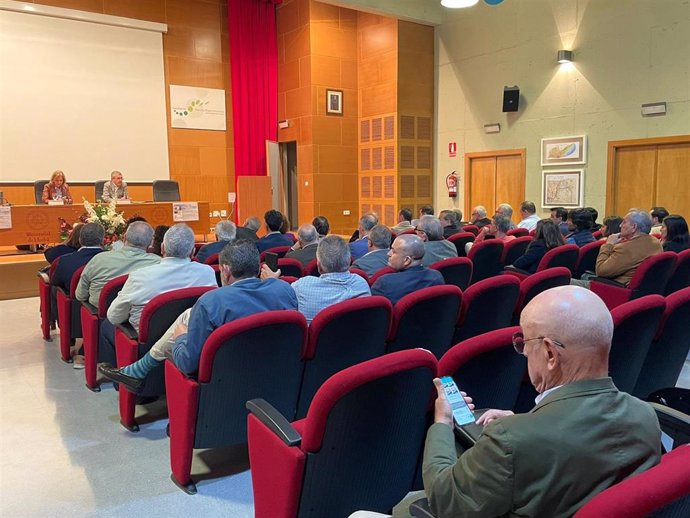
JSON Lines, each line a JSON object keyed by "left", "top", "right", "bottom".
{"left": 557, "top": 50, "right": 574, "bottom": 64}
{"left": 441, "top": 0, "right": 480, "bottom": 8}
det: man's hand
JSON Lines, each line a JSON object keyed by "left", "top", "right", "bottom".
{"left": 173, "top": 323, "right": 188, "bottom": 340}
{"left": 606, "top": 232, "right": 621, "bottom": 245}
{"left": 432, "top": 378, "right": 474, "bottom": 427}
{"left": 260, "top": 263, "right": 281, "bottom": 280}
{"left": 476, "top": 409, "right": 514, "bottom": 426}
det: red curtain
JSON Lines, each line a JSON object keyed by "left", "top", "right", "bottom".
{"left": 228, "top": 0, "right": 280, "bottom": 182}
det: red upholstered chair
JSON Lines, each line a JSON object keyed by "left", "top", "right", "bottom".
{"left": 348, "top": 267, "right": 369, "bottom": 282}
{"left": 247, "top": 349, "right": 438, "bottom": 518}
{"left": 506, "top": 227, "right": 529, "bottom": 237}
{"left": 633, "top": 287, "right": 690, "bottom": 399}
{"left": 609, "top": 295, "right": 666, "bottom": 394}
{"left": 210, "top": 264, "right": 222, "bottom": 287}
{"left": 368, "top": 266, "right": 395, "bottom": 286}
{"left": 591, "top": 230, "right": 603, "bottom": 239}
{"left": 192, "top": 242, "right": 205, "bottom": 258}
{"left": 386, "top": 285, "right": 462, "bottom": 359}
{"left": 467, "top": 240, "right": 504, "bottom": 284}
{"left": 513, "top": 267, "right": 571, "bottom": 321}
{"left": 202, "top": 253, "right": 219, "bottom": 265}
{"left": 280, "top": 275, "right": 299, "bottom": 284}
{"left": 166, "top": 310, "right": 308, "bottom": 494}
{"left": 56, "top": 265, "right": 86, "bottom": 363}
{"left": 296, "top": 296, "right": 392, "bottom": 418}
{"left": 453, "top": 275, "right": 520, "bottom": 343}
{"left": 80, "top": 274, "right": 128, "bottom": 392}
{"left": 429, "top": 256, "right": 473, "bottom": 291}
{"left": 115, "top": 286, "right": 216, "bottom": 432}
{"left": 38, "top": 259, "right": 59, "bottom": 341}
{"left": 573, "top": 240, "right": 604, "bottom": 279}
{"left": 276, "top": 257, "right": 305, "bottom": 278}
{"left": 505, "top": 244, "right": 579, "bottom": 280}
{"left": 665, "top": 248, "right": 690, "bottom": 295}
{"left": 501, "top": 236, "right": 532, "bottom": 266}
{"left": 461, "top": 224, "right": 479, "bottom": 236}
{"left": 439, "top": 327, "right": 527, "bottom": 411}
{"left": 304, "top": 258, "right": 319, "bottom": 277}
{"left": 590, "top": 252, "right": 677, "bottom": 310}
{"left": 573, "top": 445, "right": 690, "bottom": 518}
{"left": 447, "top": 232, "right": 475, "bottom": 257}
{"left": 259, "top": 246, "right": 291, "bottom": 263}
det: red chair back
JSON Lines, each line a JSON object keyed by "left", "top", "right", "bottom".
{"left": 203, "top": 253, "right": 219, "bottom": 265}
{"left": 627, "top": 252, "right": 677, "bottom": 297}
{"left": 609, "top": 295, "right": 666, "bottom": 394}
{"left": 387, "top": 284, "right": 462, "bottom": 358}
{"left": 348, "top": 267, "right": 369, "bottom": 282}
{"left": 428, "top": 256, "right": 473, "bottom": 291}
{"left": 574, "top": 240, "right": 604, "bottom": 278}
{"left": 455, "top": 275, "right": 520, "bottom": 343}
{"left": 296, "top": 296, "right": 393, "bottom": 418}
{"left": 447, "top": 232, "right": 475, "bottom": 257}
{"left": 515, "top": 267, "right": 571, "bottom": 317}
{"left": 304, "top": 258, "right": 319, "bottom": 276}
{"left": 467, "top": 240, "right": 504, "bottom": 284}
{"left": 56, "top": 265, "right": 86, "bottom": 362}
{"left": 573, "top": 445, "right": 690, "bottom": 518}
{"left": 368, "top": 266, "right": 395, "bottom": 286}
{"left": 276, "top": 257, "right": 305, "bottom": 278}
{"left": 461, "top": 225, "right": 479, "bottom": 236}
{"left": 439, "top": 327, "right": 526, "bottom": 411}
{"left": 633, "top": 287, "right": 690, "bottom": 399}
{"left": 506, "top": 227, "right": 529, "bottom": 237}
{"left": 502, "top": 236, "right": 532, "bottom": 265}
{"left": 665, "top": 249, "right": 690, "bottom": 295}
{"left": 97, "top": 274, "right": 129, "bottom": 318}
{"left": 536, "top": 244, "right": 579, "bottom": 273}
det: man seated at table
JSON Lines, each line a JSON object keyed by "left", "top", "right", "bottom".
{"left": 101, "top": 170, "right": 128, "bottom": 202}
{"left": 371, "top": 234, "right": 443, "bottom": 304}
{"left": 256, "top": 210, "right": 294, "bottom": 253}
{"left": 99, "top": 240, "right": 298, "bottom": 389}
{"left": 350, "top": 285, "right": 661, "bottom": 518}
{"left": 195, "top": 220, "right": 236, "bottom": 264}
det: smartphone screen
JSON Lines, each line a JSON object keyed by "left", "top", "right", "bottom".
{"left": 440, "top": 376, "right": 475, "bottom": 426}
{"left": 264, "top": 252, "right": 279, "bottom": 272}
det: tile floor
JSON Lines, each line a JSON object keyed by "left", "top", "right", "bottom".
{"left": 1, "top": 297, "right": 688, "bottom": 517}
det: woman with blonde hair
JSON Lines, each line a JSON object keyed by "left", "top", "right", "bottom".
{"left": 41, "top": 170, "right": 73, "bottom": 204}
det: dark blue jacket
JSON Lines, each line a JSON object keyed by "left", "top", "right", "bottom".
{"left": 51, "top": 247, "right": 103, "bottom": 292}
{"left": 512, "top": 240, "right": 549, "bottom": 273}
{"left": 195, "top": 240, "right": 230, "bottom": 264}
{"left": 256, "top": 232, "right": 294, "bottom": 253}
{"left": 566, "top": 230, "right": 595, "bottom": 247}
{"left": 44, "top": 244, "right": 78, "bottom": 264}
{"left": 371, "top": 265, "right": 444, "bottom": 305}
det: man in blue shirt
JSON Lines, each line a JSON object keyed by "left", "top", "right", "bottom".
{"left": 99, "top": 240, "right": 298, "bottom": 391}
{"left": 195, "top": 220, "right": 236, "bottom": 263}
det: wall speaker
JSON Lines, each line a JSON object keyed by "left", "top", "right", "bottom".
{"left": 502, "top": 86, "right": 519, "bottom": 112}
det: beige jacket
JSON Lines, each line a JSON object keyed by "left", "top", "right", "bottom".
{"left": 595, "top": 233, "right": 662, "bottom": 286}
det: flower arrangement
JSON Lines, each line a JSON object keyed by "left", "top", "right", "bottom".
{"left": 58, "top": 217, "right": 73, "bottom": 241}
{"left": 80, "top": 198, "right": 127, "bottom": 247}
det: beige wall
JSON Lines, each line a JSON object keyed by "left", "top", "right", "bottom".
{"left": 434, "top": 0, "right": 690, "bottom": 219}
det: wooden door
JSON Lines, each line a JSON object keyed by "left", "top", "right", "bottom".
{"left": 606, "top": 136, "right": 690, "bottom": 218}
{"left": 464, "top": 149, "right": 526, "bottom": 223}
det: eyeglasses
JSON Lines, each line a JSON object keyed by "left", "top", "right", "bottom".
{"left": 512, "top": 331, "right": 566, "bottom": 355}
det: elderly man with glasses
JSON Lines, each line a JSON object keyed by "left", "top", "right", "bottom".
{"left": 351, "top": 285, "right": 661, "bottom": 518}
{"left": 370, "top": 234, "right": 443, "bottom": 304}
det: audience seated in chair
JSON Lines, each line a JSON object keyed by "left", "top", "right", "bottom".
{"left": 195, "top": 220, "right": 236, "bottom": 264}
{"left": 466, "top": 214, "right": 516, "bottom": 255}
{"left": 371, "top": 234, "right": 444, "bottom": 305}
{"left": 550, "top": 206, "right": 570, "bottom": 236}
{"left": 439, "top": 210, "right": 460, "bottom": 239}
{"left": 351, "top": 285, "right": 661, "bottom": 518}
{"left": 235, "top": 216, "right": 260, "bottom": 242}
{"left": 509, "top": 219, "right": 565, "bottom": 273}
{"left": 256, "top": 210, "right": 294, "bottom": 253}
{"left": 517, "top": 201, "right": 540, "bottom": 231}
{"left": 661, "top": 214, "right": 689, "bottom": 253}
{"left": 285, "top": 223, "right": 319, "bottom": 267}
{"left": 391, "top": 207, "right": 415, "bottom": 234}
{"left": 263, "top": 235, "right": 370, "bottom": 323}
{"left": 415, "top": 215, "right": 457, "bottom": 266}
{"left": 352, "top": 224, "right": 392, "bottom": 277}
{"left": 469, "top": 205, "right": 491, "bottom": 228}
{"left": 99, "top": 240, "right": 298, "bottom": 390}
{"left": 494, "top": 203, "right": 517, "bottom": 230}
{"left": 649, "top": 206, "right": 669, "bottom": 236}
{"left": 44, "top": 222, "right": 83, "bottom": 264}
{"left": 565, "top": 208, "right": 596, "bottom": 247}
{"left": 350, "top": 213, "right": 379, "bottom": 260}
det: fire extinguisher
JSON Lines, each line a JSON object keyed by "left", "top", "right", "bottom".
{"left": 446, "top": 171, "right": 458, "bottom": 198}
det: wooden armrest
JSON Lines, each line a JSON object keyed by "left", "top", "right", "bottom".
{"left": 246, "top": 398, "right": 301, "bottom": 447}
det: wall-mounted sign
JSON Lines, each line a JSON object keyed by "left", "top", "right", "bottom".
{"left": 449, "top": 142, "right": 457, "bottom": 157}
{"left": 170, "top": 85, "right": 226, "bottom": 131}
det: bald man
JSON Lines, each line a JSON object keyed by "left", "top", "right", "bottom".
{"left": 370, "top": 234, "right": 443, "bottom": 304}
{"left": 351, "top": 286, "right": 661, "bottom": 518}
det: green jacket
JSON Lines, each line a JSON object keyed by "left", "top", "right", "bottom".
{"left": 422, "top": 378, "right": 661, "bottom": 518}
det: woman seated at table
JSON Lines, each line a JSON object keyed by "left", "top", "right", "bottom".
{"left": 41, "top": 170, "right": 73, "bottom": 205}
{"left": 510, "top": 219, "right": 565, "bottom": 273}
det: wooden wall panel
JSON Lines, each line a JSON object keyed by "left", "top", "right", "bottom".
{"left": 24, "top": 0, "right": 235, "bottom": 217}
{"left": 612, "top": 146, "right": 657, "bottom": 216}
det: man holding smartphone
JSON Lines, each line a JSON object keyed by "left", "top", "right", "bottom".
{"left": 351, "top": 285, "right": 660, "bottom": 518}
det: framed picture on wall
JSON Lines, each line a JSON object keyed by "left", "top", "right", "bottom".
{"left": 541, "top": 135, "right": 587, "bottom": 166}
{"left": 326, "top": 89, "right": 343, "bottom": 116}
{"left": 541, "top": 169, "right": 584, "bottom": 208}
